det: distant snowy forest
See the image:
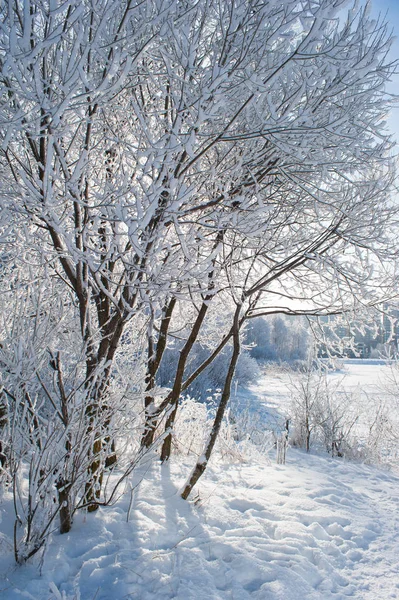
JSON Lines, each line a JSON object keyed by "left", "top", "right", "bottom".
{"left": 0, "top": 0, "right": 398, "bottom": 575}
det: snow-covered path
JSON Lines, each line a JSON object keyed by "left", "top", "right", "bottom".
{"left": 187, "top": 453, "right": 399, "bottom": 600}
{"left": 1, "top": 448, "right": 399, "bottom": 600}
{"left": 335, "top": 461, "right": 399, "bottom": 599}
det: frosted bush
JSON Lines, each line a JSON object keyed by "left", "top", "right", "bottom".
{"left": 289, "top": 368, "right": 361, "bottom": 457}
{"left": 172, "top": 397, "right": 208, "bottom": 457}
{"left": 288, "top": 364, "right": 399, "bottom": 465}
{"left": 216, "top": 409, "right": 275, "bottom": 463}
{"left": 173, "top": 396, "right": 274, "bottom": 464}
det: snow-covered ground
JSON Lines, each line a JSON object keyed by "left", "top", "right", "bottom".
{"left": 1, "top": 362, "right": 399, "bottom": 600}
{"left": 232, "top": 360, "right": 399, "bottom": 445}
{"left": 241, "top": 360, "right": 394, "bottom": 419}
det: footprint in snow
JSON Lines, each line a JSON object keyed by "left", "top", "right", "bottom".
{"left": 229, "top": 499, "right": 265, "bottom": 513}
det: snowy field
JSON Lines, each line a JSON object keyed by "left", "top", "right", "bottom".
{"left": 242, "top": 360, "right": 394, "bottom": 419}
{"left": 1, "top": 362, "right": 399, "bottom": 600}
{"left": 234, "top": 361, "right": 399, "bottom": 454}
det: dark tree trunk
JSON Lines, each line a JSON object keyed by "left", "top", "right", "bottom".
{"left": 57, "top": 479, "right": 72, "bottom": 534}
{"left": 160, "top": 402, "right": 179, "bottom": 462}
{"left": 305, "top": 416, "right": 311, "bottom": 452}
{"left": 83, "top": 319, "right": 125, "bottom": 510}
{"left": 181, "top": 304, "right": 241, "bottom": 500}
{"left": 0, "top": 393, "right": 7, "bottom": 470}
{"left": 141, "top": 304, "right": 246, "bottom": 454}
{"left": 159, "top": 234, "right": 223, "bottom": 460}
{"left": 159, "top": 300, "right": 211, "bottom": 462}
{"left": 84, "top": 437, "right": 104, "bottom": 512}
{"left": 141, "top": 298, "right": 176, "bottom": 449}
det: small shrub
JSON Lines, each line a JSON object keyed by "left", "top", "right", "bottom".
{"left": 289, "top": 367, "right": 359, "bottom": 458}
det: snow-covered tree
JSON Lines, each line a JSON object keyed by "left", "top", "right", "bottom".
{"left": 0, "top": 0, "right": 397, "bottom": 523}
{"left": 244, "top": 316, "right": 310, "bottom": 362}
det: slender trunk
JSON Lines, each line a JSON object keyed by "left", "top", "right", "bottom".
{"left": 84, "top": 436, "right": 103, "bottom": 512}
{"left": 181, "top": 304, "right": 241, "bottom": 500}
{"left": 83, "top": 379, "right": 113, "bottom": 511}
{"left": 142, "top": 321, "right": 234, "bottom": 449}
{"left": 158, "top": 234, "right": 223, "bottom": 459}
{"left": 57, "top": 478, "right": 72, "bottom": 534}
{"left": 83, "top": 321, "right": 124, "bottom": 510}
{"left": 159, "top": 300, "right": 211, "bottom": 462}
{"left": 142, "top": 312, "right": 247, "bottom": 453}
{"left": 48, "top": 352, "right": 75, "bottom": 531}
{"left": 0, "top": 392, "right": 8, "bottom": 469}
{"left": 141, "top": 353, "right": 157, "bottom": 450}
{"left": 305, "top": 416, "right": 310, "bottom": 452}
{"left": 141, "top": 298, "right": 176, "bottom": 449}
{"left": 160, "top": 402, "right": 179, "bottom": 462}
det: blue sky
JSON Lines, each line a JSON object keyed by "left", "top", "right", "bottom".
{"left": 371, "top": 0, "right": 399, "bottom": 141}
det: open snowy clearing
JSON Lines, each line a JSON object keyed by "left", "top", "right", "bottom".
{"left": 1, "top": 362, "right": 399, "bottom": 600}
{"left": 241, "top": 361, "right": 394, "bottom": 419}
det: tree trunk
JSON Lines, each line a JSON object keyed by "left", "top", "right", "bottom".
{"left": 0, "top": 393, "right": 7, "bottom": 470}
{"left": 159, "top": 299, "right": 212, "bottom": 462}
{"left": 141, "top": 303, "right": 246, "bottom": 453}
{"left": 160, "top": 402, "right": 179, "bottom": 462}
{"left": 57, "top": 479, "right": 72, "bottom": 534}
{"left": 305, "top": 416, "right": 310, "bottom": 452}
{"left": 141, "top": 298, "right": 176, "bottom": 449}
{"left": 141, "top": 320, "right": 236, "bottom": 450}
{"left": 181, "top": 304, "right": 241, "bottom": 500}
{"left": 82, "top": 319, "right": 125, "bottom": 509}
{"left": 84, "top": 437, "right": 103, "bottom": 512}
